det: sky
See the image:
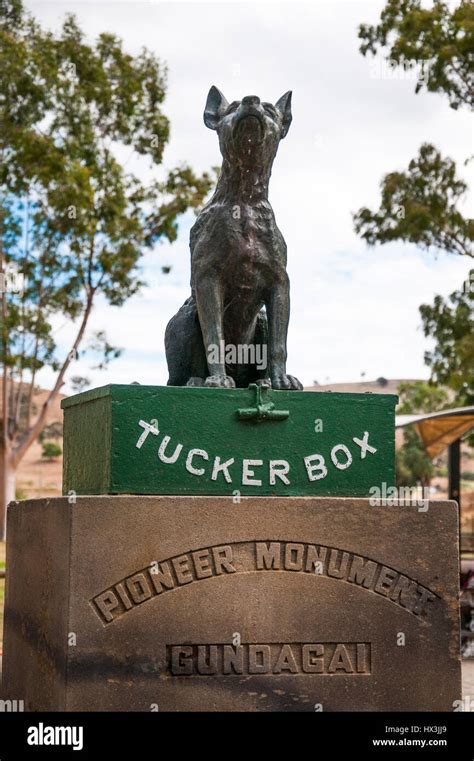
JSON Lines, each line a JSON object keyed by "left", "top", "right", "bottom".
{"left": 25, "top": 0, "right": 473, "bottom": 391}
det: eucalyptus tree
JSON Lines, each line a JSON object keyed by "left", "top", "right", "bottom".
{"left": 0, "top": 1, "right": 213, "bottom": 536}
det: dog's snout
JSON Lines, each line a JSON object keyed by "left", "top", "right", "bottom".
{"left": 241, "top": 95, "right": 260, "bottom": 107}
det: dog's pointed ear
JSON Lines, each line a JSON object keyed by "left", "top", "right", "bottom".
{"left": 275, "top": 90, "right": 292, "bottom": 138}
{"left": 204, "top": 86, "right": 229, "bottom": 130}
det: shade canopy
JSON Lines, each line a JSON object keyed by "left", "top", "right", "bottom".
{"left": 396, "top": 407, "right": 474, "bottom": 459}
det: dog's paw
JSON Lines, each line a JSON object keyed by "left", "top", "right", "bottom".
{"left": 186, "top": 377, "right": 205, "bottom": 387}
{"left": 204, "top": 374, "right": 236, "bottom": 389}
{"left": 271, "top": 373, "right": 303, "bottom": 391}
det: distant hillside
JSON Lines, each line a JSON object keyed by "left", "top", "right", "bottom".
{"left": 0, "top": 382, "right": 65, "bottom": 501}
{"left": 305, "top": 378, "right": 420, "bottom": 396}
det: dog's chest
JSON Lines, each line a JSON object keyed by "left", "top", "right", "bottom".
{"left": 192, "top": 201, "right": 284, "bottom": 292}
{"left": 229, "top": 207, "right": 278, "bottom": 270}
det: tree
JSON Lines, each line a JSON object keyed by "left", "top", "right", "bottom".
{"left": 355, "top": 0, "right": 473, "bottom": 418}
{"left": 353, "top": 143, "right": 473, "bottom": 258}
{"left": 38, "top": 421, "right": 63, "bottom": 442}
{"left": 358, "top": 0, "right": 474, "bottom": 110}
{"left": 41, "top": 441, "right": 62, "bottom": 461}
{"left": 397, "top": 427, "right": 434, "bottom": 487}
{"left": 69, "top": 376, "right": 91, "bottom": 394}
{"left": 398, "top": 379, "right": 450, "bottom": 414}
{"left": 420, "top": 275, "right": 474, "bottom": 405}
{"left": 396, "top": 380, "right": 450, "bottom": 487}
{"left": 353, "top": 143, "right": 473, "bottom": 413}
{"left": 0, "top": 1, "right": 213, "bottom": 537}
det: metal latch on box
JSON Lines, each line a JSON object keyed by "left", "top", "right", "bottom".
{"left": 237, "top": 383, "right": 289, "bottom": 422}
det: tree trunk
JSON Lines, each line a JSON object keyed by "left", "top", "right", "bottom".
{"left": 0, "top": 442, "right": 15, "bottom": 541}
{"left": 12, "top": 295, "right": 93, "bottom": 469}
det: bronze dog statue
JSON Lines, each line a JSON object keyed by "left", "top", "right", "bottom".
{"left": 165, "top": 86, "right": 302, "bottom": 391}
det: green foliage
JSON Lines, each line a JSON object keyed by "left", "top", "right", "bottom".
{"left": 359, "top": 0, "right": 474, "bottom": 110}
{"left": 1, "top": 2, "right": 170, "bottom": 188}
{"left": 355, "top": 4, "right": 473, "bottom": 455}
{"left": 396, "top": 380, "right": 449, "bottom": 486}
{"left": 396, "top": 426, "right": 434, "bottom": 486}
{"left": 38, "top": 421, "right": 63, "bottom": 442}
{"left": 41, "top": 441, "right": 62, "bottom": 460}
{"left": 397, "top": 379, "right": 450, "bottom": 414}
{"left": 353, "top": 144, "right": 473, "bottom": 257}
{"left": 420, "top": 274, "right": 474, "bottom": 404}
{"left": 0, "top": 0, "right": 213, "bottom": 463}
{"left": 396, "top": 380, "right": 473, "bottom": 484}
{"left": 87, "top": 331, "right": 121, "bottom": 371}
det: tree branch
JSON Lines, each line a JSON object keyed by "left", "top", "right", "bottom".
{"left": 12, "top": 292, "right": 95, "bottom": 468}
{"left": 1, "top": 246, "right": 9, "bottom": 452}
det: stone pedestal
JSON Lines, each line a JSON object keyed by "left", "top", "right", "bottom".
{"left": 2, "top": 495, "right": 461, "bottom": 711}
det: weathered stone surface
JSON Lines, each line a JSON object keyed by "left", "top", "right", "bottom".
{"left": 61, "top": 384, "right": 397, "bottom": 497}
{"left": 2, "top": 496, "right": 460, "bottom": 711}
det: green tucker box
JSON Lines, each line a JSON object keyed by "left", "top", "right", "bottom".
{"left": 61, "top": 384, "right": 397, "bottom": 498}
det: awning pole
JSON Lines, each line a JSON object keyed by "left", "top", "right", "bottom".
{"left": 448, "top": 438, "right": 461, "bottom": 518}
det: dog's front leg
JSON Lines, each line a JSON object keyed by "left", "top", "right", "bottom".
{"left": 195, "top": 277, "right": 236, "bottom": 388}
{"left": 267, "top": 278, "right": 303, "bottom": 390}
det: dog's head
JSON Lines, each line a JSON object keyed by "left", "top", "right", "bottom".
{"left": 203, "top": 86, "right": 292, "bottom": 168}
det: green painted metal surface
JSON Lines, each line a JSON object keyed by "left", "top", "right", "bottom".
{"left": 61, "top": 384, "right": 397, "bottom": 497}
